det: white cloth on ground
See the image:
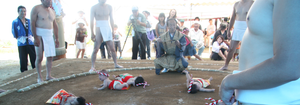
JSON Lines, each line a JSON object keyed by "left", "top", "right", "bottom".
{"left": 76, "top": 41, "right": 86, "bottom": 49}
{"left": 232, "top": 21, "right": 247, "bottom": 41}
{"left": 96, "top": 20, "right": 112, "bottom": 42}
{"left": 36, "top": 28, "right": 56, "bottom": 57}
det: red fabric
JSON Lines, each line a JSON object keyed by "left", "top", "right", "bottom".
{"left": 108, "top": 80, "right": 128, "bottom": 90}
{"left": 122, "top": 76, "right": 134, "bottom": 82}
{"left": 185, "top": 37, "right": 190, "bottom": 46}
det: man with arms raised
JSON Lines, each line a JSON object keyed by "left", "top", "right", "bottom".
{"left": 219, "top": 0, "right": 300, "bottom": 104}
{"left": 31, "top": 0, "right": 59, "bottom": 83}
{"left": 90, "top": 0, "right": 122, "bottom": 71}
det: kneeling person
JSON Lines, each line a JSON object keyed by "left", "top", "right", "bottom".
{"left": 154, "top": 19, "right": 188, "bottom": 75}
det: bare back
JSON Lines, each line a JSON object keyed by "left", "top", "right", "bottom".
{"left": 32, "top": 5, "right": 56, "bottom": 29}
{"left": 234, "top": 0, "right": 254, "bottom": 21}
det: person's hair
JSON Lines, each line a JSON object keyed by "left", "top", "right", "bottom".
{"left": 194, "top": 17, "right": 200, "bottom": 21}
{"left": 77, "top": 96, "right": 86, "bottom": 105}
{"left": 100, "top": 69, "right": 108, "bottom": 74}
{"left": 114, "top": 24, "right": 118, "bottom": 28}
{"left": 78, "top": 23, "right": 84, "bottom": 26}
{"left": 194, "top": 23, "right": 199, "bottom": 27}
{"left": 158, "top": 13, "right": 166, "bottom": 25}
{"left": 167, "top": 18, "right": 177, "bottom": 27}
{"left": 224, "top": 17, "right": 228, "bottom": 22}
{"left": 78, "top": 11, "right": 85, "bottom": 14}
{"left": 143, "top": 11, "right": 150, "bottom": 15}
{"left": 18, "top": 5, "right": 26, "bottom": 13}
{"left": 135, "top": 77, "right": 145, "bottom": 85}
{"left": 209, "top": 19, "right": 212, "bottom": 21}
{"left": 189, "top": 84, "right": 198, "bottom": 94}
{"left": 216, "top": 35, "right": 225, "bottom": 45}
{"left": 168, "top": 9, "right": 177, "bottom": 19}
{"left": 220, "top": 23, "right": 227, "bottom": 30}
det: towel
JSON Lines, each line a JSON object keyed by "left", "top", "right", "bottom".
{"left": 96, "top": 20, "right": 112, "bottom": 42}
{"left": 36, "top": 28, "right": 56, "bottom": 57}
{"left": 231, "top": 21, "right": 247, "bottom": 41}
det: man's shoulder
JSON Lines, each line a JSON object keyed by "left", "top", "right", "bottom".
{"left": 12, "top": 18, "right": 19, "bottom": 23}
{"left": 32, "top": 4, "right": 43, "bottom": 10}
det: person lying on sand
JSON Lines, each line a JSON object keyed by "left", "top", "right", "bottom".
{"left": 183, "top": 70, "right": 215, "bottom": 94}
{"left": 46, "top": 89, "right": 89, "bottom": 105}
{"left": 95, "top": 69, "right": 129, "bottom": 90}
{"left": 113, "top": 73, "right": 149, "bottom": 88}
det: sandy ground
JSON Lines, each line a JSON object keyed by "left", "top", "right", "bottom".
{"left": 0, "top": 59, "right": 238, "bottom": 105}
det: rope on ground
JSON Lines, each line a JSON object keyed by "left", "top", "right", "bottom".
{"left": 0, "top": 88, "right": 17, "bottom": 98}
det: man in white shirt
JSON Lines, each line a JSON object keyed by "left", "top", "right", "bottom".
{"left": 188, "top": 23, "right": 205, "bottom": 57}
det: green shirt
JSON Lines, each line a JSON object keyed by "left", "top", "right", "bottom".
{"left": 128, "top": 13, "right": 147, "bottom": 33}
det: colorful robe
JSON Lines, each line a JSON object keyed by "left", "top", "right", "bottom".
{"left": 116, "top": 73, "right": 134, "bottom": 82}
{"left": 11, "top": 18, "right": 34, "bottom": 46}
{"left": 154, "top": 30, "right": 188, "bottom": 71}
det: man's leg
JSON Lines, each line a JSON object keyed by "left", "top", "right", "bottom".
{"left": 219, "top": 40, "right": 239, "bottom": 70}
{"left": 28, "top": 45, "right": 36, "bottom": 69}
{"left": 46, "top": 56, "right": 55, "bottom": 80}
{"left": 105, "top": 43, "right": 111, "bottom": 59}
{"left": 140, "top": 33, "right": 147, "bottom": 59}
{"left": 132, "top": 36, "right": 139, "bottom": 59}
{"left": 91, "top": 28, "right": 103, "bottom": 71}
{"left": 18, "top": 46, "right": 28, "bottom": 72}
{"left": 146, "top": 38, "right": 151, "bottom": 59}
{"left": 35, "top": 36, "right": 44, "bottom": 83}
{"left": 100, "top": 42, "right": 106, "bottom": 59}
{"left": 106, "top": 40, "right": 123, "bottom": 68}
{"left": 197, "top": 46, "right": 205, "bottom": 56}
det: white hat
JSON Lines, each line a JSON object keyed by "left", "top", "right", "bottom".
{"left": 132, "top": 6, "right": 138, "bottom": 11}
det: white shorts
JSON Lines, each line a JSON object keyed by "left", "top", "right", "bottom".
{"left": 232, "top": 21, "right": 247, "bottom": 41}
{"left": 76, "top": 41, "right": 86, "bottom": 49}
{"left": 96, "top": 20, "right": 112, "bottom": 42}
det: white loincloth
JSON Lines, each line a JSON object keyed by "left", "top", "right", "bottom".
{"left": 76, "top": 41, "right": 86, "bottom": 49}
{"left": 96, "top": 20, "right": 112, "bottom": 42}
{"left": 36, "top": 28, "right": 56, "bottom": 57}
{"left": 231, "top": 21, "right": 247, "bottom": 41}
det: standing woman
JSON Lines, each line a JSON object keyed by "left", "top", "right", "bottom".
{"left": 166, "top": 9, "right": 181, "bottom": 27}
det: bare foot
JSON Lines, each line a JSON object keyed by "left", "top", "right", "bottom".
{"left": 0, "top": 89, "right": 6, "bottom": 93}
{"left": 37, "top": 78, "right": 44, "bottom": 83}
{"left": 219, "top": 66, "right": 228, "bottom": 70}
{"left": 46, "top": 76, "right": 56, "bottom": 81}
{"left": 209, "top": 77, "right": 213, "bottom": 81}
{"left": 89, "top": 68, "right": 96, "bottom": 72}
{"left": 115, "top": 64, "right": 123, "bottom": 68}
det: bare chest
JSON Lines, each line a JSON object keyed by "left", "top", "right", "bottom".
{"left": 235, "top": 2, "right": 253, "bottom": 16}
{"left": 37, "top": 8, "right": 55, "bottom": 21}
{"left": 95, "top": 5, "right": 110, "bottom": 17}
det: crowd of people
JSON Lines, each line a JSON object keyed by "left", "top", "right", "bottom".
{"left": 9, "top": 0, "right": 300, "bottom": 104}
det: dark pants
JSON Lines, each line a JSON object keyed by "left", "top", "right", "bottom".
{"left": 138, "top": 37, "right": 151, "bottom": 58}
{"left": 211, "top": 48, "right": 226, "bottom": 60}
{"left": 18, "top": 45, "right": 36, "bottom": 72}
{"left": 132, "top": 32, "right": 147, "bottom": 59}
{"left": 100, "top": 42, "right": 111, "bottom": 59}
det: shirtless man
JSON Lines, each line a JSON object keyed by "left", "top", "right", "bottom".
{"left": 89, "top": 0, "right": 122, "bottom": 71}
{"left": 219, "top": 0, "right": 300, "bottom": 104}
{"left": 31, "top": 0, "right": 59, "bottom": 83}
{"left": 219, "top": 0, "right": 253, "bottom": 70}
